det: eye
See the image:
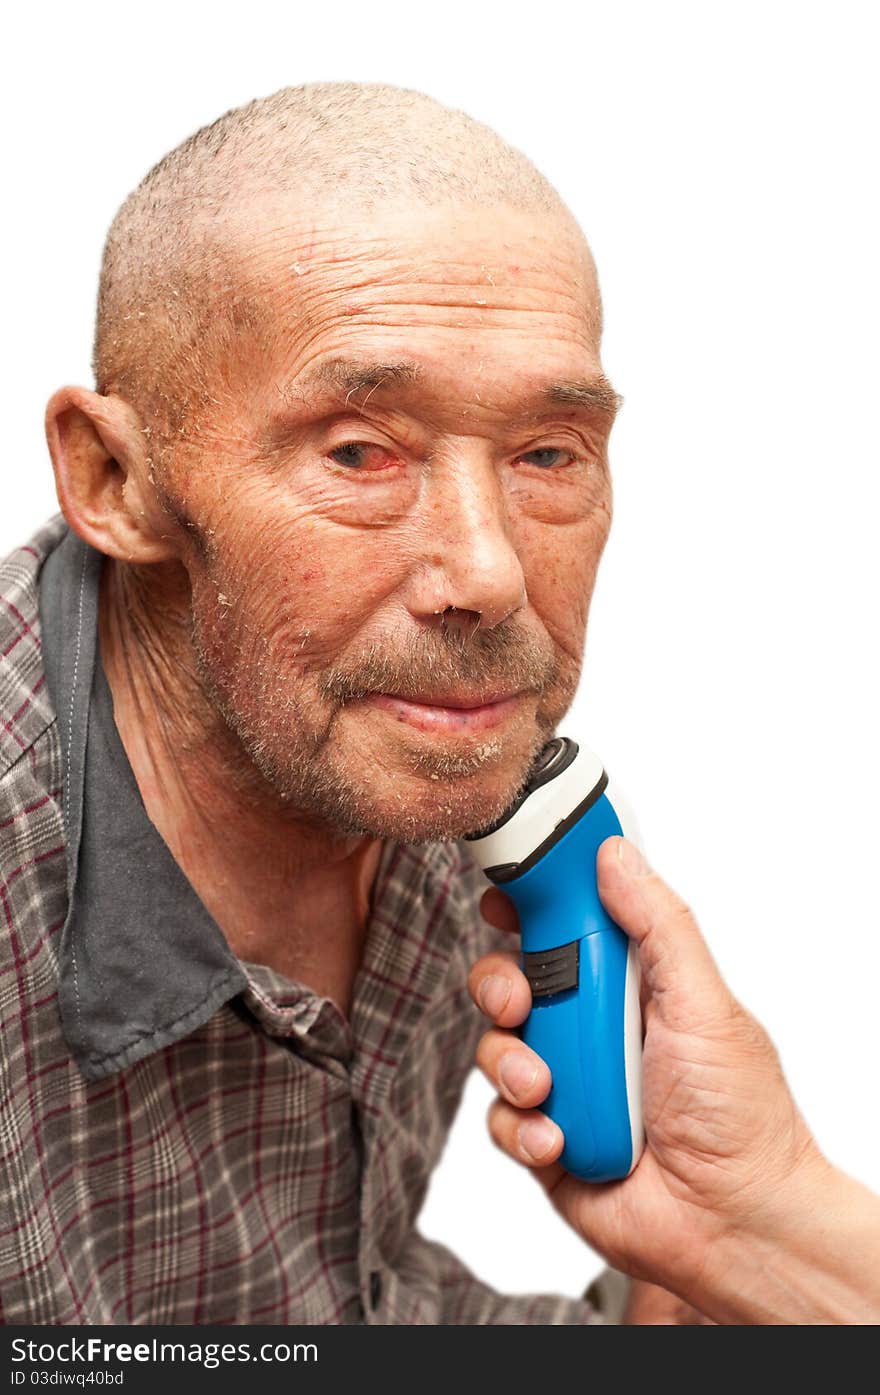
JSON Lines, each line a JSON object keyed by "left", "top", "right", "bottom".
{"left": 517, "top": 448, "right": 575, "bottom": 469}
{"left": 327, "top": 441, "right": 401, "bottom": 471}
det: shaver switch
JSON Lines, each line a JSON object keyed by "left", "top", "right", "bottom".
{"left": 522, "top": 940, "right": 579, "bottom": 999}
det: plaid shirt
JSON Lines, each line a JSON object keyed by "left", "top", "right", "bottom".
{"left": 0, "top": 518, "right": 602, "bottom": 1326}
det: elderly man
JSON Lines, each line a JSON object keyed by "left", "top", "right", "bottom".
{"left": 2, "top": 82, "right": 878, "bottom": 1327}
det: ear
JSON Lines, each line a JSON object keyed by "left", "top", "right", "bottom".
{"left": 44, "top": 387, "right": 178, "bottom": 563}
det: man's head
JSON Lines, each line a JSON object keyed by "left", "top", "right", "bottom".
{"left": 46, "top": 82, "right": 618, "bottom": 844}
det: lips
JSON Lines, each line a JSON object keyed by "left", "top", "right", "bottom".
{"left": 362, "top": 690, "right": 524, "bottom": 733}
{"left": 381, "top": 691, "right": 519, "bottom": 709}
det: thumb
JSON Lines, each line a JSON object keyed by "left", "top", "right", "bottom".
{"left": 596, "top": 836, "right": 734, "bottom": 1028}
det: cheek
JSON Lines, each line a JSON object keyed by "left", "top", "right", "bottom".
{"left": 521, "top": 510, "right": 610, "bottom": 642}
{"left": 191, "top": 506, "right": 415, "bottom": 670}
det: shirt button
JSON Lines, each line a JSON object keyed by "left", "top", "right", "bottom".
{"left": 369, "top": 1270, "right": 383, "bottom": 1310}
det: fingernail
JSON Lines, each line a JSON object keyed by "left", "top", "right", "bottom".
{"left": 617, "top": 837, "right": 649, "bottom": 877}
{"left": 499, "top": 1052, "right": 539, "bottom": 1101}
{"left": 518, "top": 1118, "right": 560, "bottom": 1162}
{"left": 478, "top": 974, "right": 511, "bottom": 1018}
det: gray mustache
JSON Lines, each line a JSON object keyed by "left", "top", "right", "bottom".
{"left": 320, "top": 625, "right": 557, "bottom": 705}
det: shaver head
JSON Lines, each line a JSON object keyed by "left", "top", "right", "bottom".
{"left": 464, "top": 736, "right": 607, "bottom": 883}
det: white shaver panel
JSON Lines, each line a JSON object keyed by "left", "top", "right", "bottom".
{"left": 467, "top": 743, "right": 605, "bottom": 871}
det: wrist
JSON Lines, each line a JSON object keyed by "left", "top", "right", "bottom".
{"left": 689, "top": 1148, "right": 880, "bottom": 1324}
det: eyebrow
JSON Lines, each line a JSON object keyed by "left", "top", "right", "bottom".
{"left": 284, "top": 357, "right": 622, "bottom": 418}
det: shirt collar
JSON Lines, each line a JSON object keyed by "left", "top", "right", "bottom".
{"left": 40, "top": 529, "right": 250, "bottom": 1080}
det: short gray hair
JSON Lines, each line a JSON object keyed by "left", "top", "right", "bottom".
{"left": 93, "top": 81, "right": 586, "bottom": 441}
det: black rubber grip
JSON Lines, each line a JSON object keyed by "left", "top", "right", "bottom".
{"left": 522, "top": 940, "right": 579, "bottom": 999}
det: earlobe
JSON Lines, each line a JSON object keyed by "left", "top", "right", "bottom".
{"left": 44, "top": 387, "right": 177, "bottom": 563}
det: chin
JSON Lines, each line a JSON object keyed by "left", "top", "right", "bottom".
{"left": 316, "top": 728, "right": 544, "bottom": 845}
{"left": 333, "top": 787, "right": 514, "bottom": 846}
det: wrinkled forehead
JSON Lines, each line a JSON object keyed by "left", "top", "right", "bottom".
{"left": 216, "top": 198, "right": 605, "bottom": 414}
{"left": 227, "top": 195, "right": 600, "bottom": 321}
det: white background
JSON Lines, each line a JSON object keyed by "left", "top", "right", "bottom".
{"left": 4, "top": 2, "right": 877, "bottom": 1302}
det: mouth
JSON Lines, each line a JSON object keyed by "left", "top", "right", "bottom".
{"left": 361, "top": 690, "right": 525, "bottom": 734}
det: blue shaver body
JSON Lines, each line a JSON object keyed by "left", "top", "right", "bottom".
{"left": 466, "top": 739, "right": 644, "bottom": 1183}
{"left": 500, "top": 793, "right": 634, "bottom": 1180}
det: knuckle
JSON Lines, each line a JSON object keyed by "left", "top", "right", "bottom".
{"left": 474, "top": 1037, "right": 491, "bottom": 1074}
{"left": 736, "top": 1004, "right": 779, "bottom": 1061}
{"left": 474, "top": 1029, "right": 503, "bottom": 1073}
{"left": 486, "top": 1098, "right": 509, "bottom": 1146}
{"left": 668, "top": 893, "right": 698, "bottom": 930}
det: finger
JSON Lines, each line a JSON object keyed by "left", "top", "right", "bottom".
{"left": 480, "top": 886, "right": 520, "bottom": 936}
{"left": 467, "top": 951, "right": 532, "bottom": 1027}
{"left": 596, "top": 837, "right": 734, "bottom": 1026}
{"left": 487, "top": 1097, "right": 566, "bottom": 1171}
{"left": 476, "top": 1029, "right": 551, "bottom": 1108}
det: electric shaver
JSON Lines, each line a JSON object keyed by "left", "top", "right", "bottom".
{"left": 465, "top": 737, "right": 645, "bottom": 1182}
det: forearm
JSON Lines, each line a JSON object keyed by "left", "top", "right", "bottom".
{"left": 691, "top": 1159, "right": 880, "bottom": 1325}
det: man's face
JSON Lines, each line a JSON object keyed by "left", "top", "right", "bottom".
{"left": 156, "top": 201, "right": 615, "bottom": 842}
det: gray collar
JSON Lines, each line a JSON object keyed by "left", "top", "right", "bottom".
{"left": 40, "top": 529, "right": 247, "bottom": 1080}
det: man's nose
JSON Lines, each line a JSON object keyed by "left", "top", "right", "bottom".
{"left": 407, "top": 450, "right": 527, "bottom": 631}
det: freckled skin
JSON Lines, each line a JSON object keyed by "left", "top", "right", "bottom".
{"left": 144, "top": 200, "right": 615, "bottom": 845}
